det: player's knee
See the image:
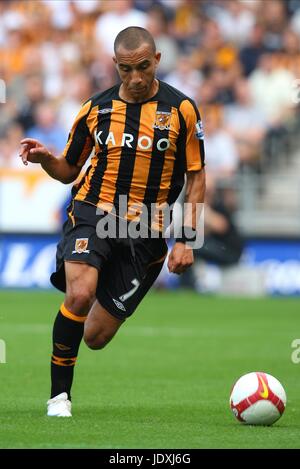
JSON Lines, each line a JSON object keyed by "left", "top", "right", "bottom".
{"left": 65, "top": 288, "right": 95, "bottom": 315}
{"left": 83, "top": 332, "right": 110, "bottom": 350}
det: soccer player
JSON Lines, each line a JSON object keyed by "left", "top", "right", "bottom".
{"left": 19, "top": 27, "right": 205, "bottom": 417}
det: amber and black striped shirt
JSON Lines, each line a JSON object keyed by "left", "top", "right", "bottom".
{"left": 63, "top": 80, "right": 205, "bottom": 224}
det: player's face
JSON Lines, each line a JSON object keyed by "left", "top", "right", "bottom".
{"left": 114, "top": 43, "right": 161, "bottom": 102}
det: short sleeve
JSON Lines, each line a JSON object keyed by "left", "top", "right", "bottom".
{"left": 178, "top": 99, "right": 205, "bottom": 171}
{"left": 62, "top": 100, "right": 94, "bottom": 167}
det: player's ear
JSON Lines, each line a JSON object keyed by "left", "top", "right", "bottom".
{"left": 154, "top": 52, "right": 161, "bottom": 69}
{"left": 113, "top": 56, "right": 117, "bottom": 65}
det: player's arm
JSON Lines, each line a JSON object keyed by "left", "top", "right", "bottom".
{"left": 19, "top": 100, "right": 93, "bottom": 184}
{"left": 168, "top": 169, "right": 206, "bottom": 274}
{"left": 19, "top": 140, "right": 81, "bottom": 184}
{"left": 168, "top": 99, "right": 206, "bottom": 275}
{"left": 182, "top": 168, "right": 206, "bottom": 228}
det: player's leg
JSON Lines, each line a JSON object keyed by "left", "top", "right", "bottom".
{"left": 83, "top": 301, "right": 124, "bottom": 350}
{"left": 49, "top": 261, "right": 98, "bottom": 412}
{"left": 83, "top": 237, "right": 168, "bottom": 350}
{"left": 48, "top": 200, "right": 111, "bottom": 415}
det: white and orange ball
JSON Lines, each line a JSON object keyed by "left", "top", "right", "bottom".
{"left": 230, "top": 372, "right": 286, "bottom": 426}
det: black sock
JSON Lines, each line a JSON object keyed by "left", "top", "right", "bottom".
{"left": 51, "top": 304, "right": 86, "bottom": 400}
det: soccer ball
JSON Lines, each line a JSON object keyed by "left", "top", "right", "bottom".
{"left": 230, "top": 372, "right": 286, "bottom": 425}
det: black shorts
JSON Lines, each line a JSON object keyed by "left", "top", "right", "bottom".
{"left": 50, "top": 201, "right": 168, "bottom": 320}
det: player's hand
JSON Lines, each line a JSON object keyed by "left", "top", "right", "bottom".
{"left": 19, "top": 138, "right": 50, "bottom": 166}
{"left": 167, "top": 242, "right": 194, "bottom": 275}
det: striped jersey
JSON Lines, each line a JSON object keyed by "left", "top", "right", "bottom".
{"left": 63, "top": 79, "right": 205, "bottom": 225}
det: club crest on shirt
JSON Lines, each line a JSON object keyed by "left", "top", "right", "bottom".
{"left": 153, "top": 111, "right": 171, "bottom": 130}
{"left": 72, "top": 238, "right": 90, "bottom": 254}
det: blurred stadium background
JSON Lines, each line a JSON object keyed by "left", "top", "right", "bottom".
{"left": 1, "top": 0, "right": 300, "bottom": 449}
{"left": 1, "top": 0, "right": 300, "bottom": 295}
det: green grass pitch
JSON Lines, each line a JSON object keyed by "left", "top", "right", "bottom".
{"left": 0, "top": 290, "right": 299, "bottom": 449}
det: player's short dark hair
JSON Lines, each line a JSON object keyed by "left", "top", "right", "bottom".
{"left": 114, "top": 27, "right": 156, "bottom": 54}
